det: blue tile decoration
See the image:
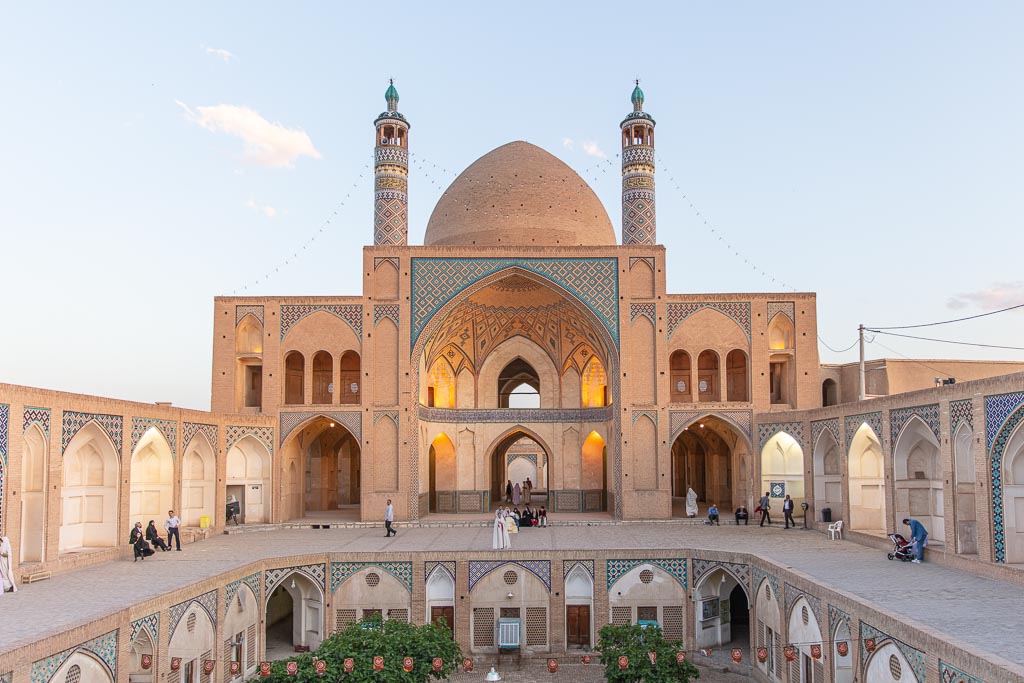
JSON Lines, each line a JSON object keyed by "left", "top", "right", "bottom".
{"left": 629, "top": 302, "right": 656, "bottom": 325}
{"left": 425, "top": 561, "right": 456, "bottom": 584}
{"left": 606, "top": 558, "right": 686, "bottom": 591}
{"left": 182, "top": 422, "right": 218, "bottom": 452}
{"left": 1, "top": 672, "right": 10, "bottom": 683}
{"left": 130, "top": 417, "right": 177, "bottom": 456}
{"left": 30, "top": 629, "right": 118, "bottom": 683}
{"left": 666, "top": 302, "right": 751, "bottom": 340}
{"left": 280, "top": 304, "right": 362, "bottom": 341}
{"left": 752, "top": 566, "right": 780, "bottom": 606}
{"left": 374, "top": 304, "right": 400, "bottom": 327}
{"left": 949, "top": 398, "right": 974, "bottom": 436}
{"left": 939, "top": 661, "right": 982, "bottom": 683}
{"left": 844, "top": 411, "right": 883, "bottom": 452}
{"left": 129, "top": 612, "right": 159, "bottom": 646}
{"left": 61, "top": 411, "right": 123, "bottom": 456}
{"left": 225, "top": 425, "right": 275, "bottom": 456}
{"left": 331, "top": 561, "right": 413, "bottom": 593}
{"left": 631, "top": 409, "right": 657, "bottom": 426}
{"left": 828, "top": 604, "right": 850, "bottom": 639}
{"left": 506, "top": 453, "right": 538, "bottom": 467}
{"left": 757, "top": 421, "right": 805, "bottom": 451}
{"left": 410, "top": 257, "right": 619, "bottom": 348}
{"left": 668, "top": 410, "right": 752, "bottom": 443}
{"left": 265, "top": 564, "right": 327, "bottom": 597}
{"left": 23, "top": 406, "right": 51, "bottom": 438}
{"left": 469, "top": 560, "right": 552, "bottom": 592}
{"left": 0, "top": 465, "right": 4, "bottom": 533}
{"left": 235, "top": 304, "right": 264, "bottom": 326}
{"left": 784, "top": 583, "right": 822, "bottom": 627}
{"left": 562, "top": 559, "right": 595, "bottom": 581}
{"left": 169, "top": 590, "right": 218, "bottom": 633}
{"left": 769, "top": 481, "right": 786, "bottom": 498}
{"left": 691, "top": 560, "right": 749, "bottom": 596}
{"left": 225, "top": 573, "right": 261, "bottom": 614}
{"left": 889, "top": 404, "right": 940, "bottom": 446}
{"left": 985, "top": 391, "right": 1024, "bottom": 563}
{"left": 766, "top": 301, "right": 795, "bottom": 324}
{"left": 0, "top": 404, "right": 7, "bottom": 466}
{"left": 860, "top": 622, "right": 925, "bottom": 682}
{"left": 279, "top": 411, "right": 361, "bottom": 445}
{"left": 811, "top": 418, "right": 840, "bottom": 451}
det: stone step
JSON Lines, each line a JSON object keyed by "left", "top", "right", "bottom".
{"left": 223, "top": 517, "right": 712, "bottom": 534}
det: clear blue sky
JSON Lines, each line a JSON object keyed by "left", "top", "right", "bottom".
{"left": 2, "top": 2, "right": 1022, "bottom": 410}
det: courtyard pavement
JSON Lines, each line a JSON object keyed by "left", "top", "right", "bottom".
{"left": 1, "top": 523, "right": 1022, "bottom": 673}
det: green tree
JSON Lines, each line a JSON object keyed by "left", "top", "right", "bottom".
{"left": 595, "top": 623, "right": 700, "bottom": 683}
{"left": 250, "top": 614, "right": 463, "bottom": 682}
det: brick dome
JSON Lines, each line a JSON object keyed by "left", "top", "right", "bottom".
{"left": 423, "top": 141, "right": 615, "bottom": 247}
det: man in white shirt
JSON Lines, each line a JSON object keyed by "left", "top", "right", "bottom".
{"left": 165, "top": 510, "right": 182, "bottom": 551}
{"left": 384, "top": 499, "right": 396, "bottom": 537}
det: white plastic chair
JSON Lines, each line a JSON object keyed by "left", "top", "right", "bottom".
{"left": 827, "top": 519, "right": 843, "bottom": 540}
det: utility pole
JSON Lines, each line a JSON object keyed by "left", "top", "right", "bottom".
{"left": 858, "top": 324, "right": 866, "bottom": 401}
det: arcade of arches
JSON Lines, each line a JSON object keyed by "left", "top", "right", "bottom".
{"left": 670, "top": 416, "right": 752, "bottom": 516}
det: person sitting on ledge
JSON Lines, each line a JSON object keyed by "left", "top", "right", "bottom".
{"left": 538, "top": 506, "right": 548, "bottom": 527}
{"left": 707, "top": 503, "right": 720, "bottom": 526}
{"left": 521, "top": 505, "right": 535, "bottom": 527}
{"left": 735, "top": 505, "right": 749, "bottom": 525}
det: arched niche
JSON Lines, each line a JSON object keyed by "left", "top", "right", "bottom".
{"left": 760, "top": 432, "right": 805, "bottom": 515}
{"left": 693, "top": 567, "right": 749, "bottom": 650}
{"left": 726, "top": 349, "right": 749, "bottom": 402}
{"left": 864, "top": 641, "right": 919, "bottom": 683}
{"left": 428, "top": 432, "right": 456, "bottom": 513}
{"left": 128, "top": 626, "right": 156, "bottom": 682}
{"left": 477, "top": 337, "right": 558, "bottom": 409}
{"left": 893, "top": 417, "right": 943, "bottom": 543}
{"left": 564, "top": 565, "right": 594, "bottom": 650}
{"left": 49, "top": 650, "right": 114, "bottom": 683}
{"left": 812, "top": 429, "right": 842, "bottom": 523}
{"left": 225, "top": 435, "right": 272, "bottom": 524}
{"left": 21, "top": 422, "right": 48, "bottom": 563}
{"left": 236, "top": 315, "right": 263, "bottom": 355}
{"left": 426, "top": 567, "right": 456, "bottom": 633}
{"left": 470, "top": 564, "right": 550, "bottom": 654}
{"left": 338, "top": 350, "right": 361, "bottom": 405}
{"left": 608, "top": 564, "right": 686, "bottom": 641}
{"left": 787, "top": 597, "right": 824, "bottom": 681}
{"left": 669, "top": 350, "right": 692, "bottom": 403}
{"left": 283, "top": 351, "right": 305, "bottom": 405}
{"left": 60, "top": 422, "right": 120, "bottom": 553}
{"left": 697, "top": 350, "right": 720, "bottom": 402}
{"left": 169, "top": 602, "right": 216, "bottom": 681}
{"left": 427, "top": 357, "right": 457, "bottom": 408}
{"left": 223, "top": 584, "right": 260, "bottom": 678}
{"left": 581, "top": 356, "right": 609, "bottom": 407}
{"left": 847, "top": 423, "right": 886, "bottom": 535}
{"left": 754, "top": 578, "right": 781, "bottom": 679}
{"left": 312, "top": 351, "right": 333, "bottom": 404}
{"left": 1002, "top": 422, "right": 1024, "bottom": 563}
{"left": 832, "top": 618, "right": 854, "bottom": 683}
{"left": 182, "top": 432, "right": 216, "bottom": 528}
{"left": 333, "top": 566, "right": 411, "bottom": 628}
{"left": 265, "top": 571, "right": 324, "bottom": 654}
{"left": 129, "top": 427, "right": 174, "bottom": 529}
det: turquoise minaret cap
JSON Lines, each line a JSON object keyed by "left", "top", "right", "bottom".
{"left": 385, "top": 79, "right": 399, "bottom": 111}
{"left": 631, "top": 79, "right": 644, "bottom": 111}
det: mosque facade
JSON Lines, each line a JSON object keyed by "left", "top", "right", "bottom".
{"left": 1, "top": 84, "right": 1023, "bottom": 683}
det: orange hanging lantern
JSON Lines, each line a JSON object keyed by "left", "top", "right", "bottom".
{"left": 230, "top": 662, "right": 241, "bottom": 675}
{"left": 784, "top": 646, "right": 797, "bottom": 662}
{"left": 462, "top": 658, "right": 474, "bottom": 672}
{"left": 547, "top": 659, "right": 559, "bottom": 673}
{"left": 582, "top": 654, "right": 592, "bottom": 665}
{"left": 170, "top": 658, "right": 181, "bottom": 671}
{"left": 865, "top": 638, "right": 876, "bottom": 653}
{"left": 432, "top": 658, "right": 443, "bottom": 672}
{"left": 286, "top": 661, "right": 298, "bottom": 676}
{"left": 837, "top": 641, "right": 849, "bottom": 657}
{"left": 403, "top": 657, "right": 414, "bottom": 673}
{"left": 373, "top": 656, "right": 385, "bottom": 672}
{"left": 141, "top": 655, "right": 152, "bottom": 670}
{"left": 314, "top": 659, "right": 327, "bottom": 675}
{"left": 811, "top": 644, "right": 822, "bottom": 660}
{"left": 203, "top": 660, "right": 216, "bottom": 674}
{"left": 259, "top": 662, "right": 272, "bottom": 677}
{"left": 676, "top": 652, "right": 687, "bottom": 664}
{"left": 731, "top": 648, "right": 742, "bottom": 663}
{"left": 343, "top": 658, "right": 355, "bottom": 673}
{"left": 618, "top": 655, "right": 629, "bottom": 670}
{"left": 757, "top": 647, "right": 768, "bottom": 663}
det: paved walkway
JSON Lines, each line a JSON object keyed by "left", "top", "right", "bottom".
{"left": 1, "top": 524, "right": 1022, "bottom": 673}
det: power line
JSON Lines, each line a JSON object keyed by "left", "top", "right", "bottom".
{"left": 868, "top": 338, "right": 962, "bottom": 378}
{"left": 818, "top": 335, "right": 858, "bottom": 354}
{"left": 866, "top": 329, "right": 1024, "bottom": 352}
{"left": 868, "top": 302, "right": 1024, "bottom": 330}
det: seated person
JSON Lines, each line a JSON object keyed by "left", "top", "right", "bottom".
{"left": 707, "top": 503, "right": 720, "bottom": 526}
{"left": 129, "top": 522, "right": 155, "bottom": 561}
{"left": 146, "top": 520, "right": 170, "bottom": 551}
{"left": 512, "top": 507, "right": 522, "bottom": 528}
{"left": 521, "top": 505, "right": 535, "bottom": 527}
{"left": 537, "top": 506, "right": 548, "bottom": 527}
{"left": 735, "top": 505, "right": 749, "bottom": 525}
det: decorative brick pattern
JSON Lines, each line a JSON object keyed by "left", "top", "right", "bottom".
{"left": 811, "top": 418, "right": 840, "bottom": 450}
{"left": 130, "top": 417, "right": 177, "bottom": 456}
{"left": 279, "top": 304, "right": 362, "bottom": 341}
{"left": 331, "top": 561, "right": 413, "bottom": 593}
{"left": 766, "top": 301, "right": 795, "bottom": 324}
{"left": 949, "top": 398, "right": 974, "bottom": 436}
{"left": 844, "top": 411, "right": 883, "bottom": 451}
{"left": 224, "top": 573, "right": 261, "bottom": 614}
{"left": 169, "top": 589, "right": 218, "bottom": 633}
{"left": 0, "top": 404, "right": 7, "bottom": 466}
{"left": 469, "top": 560, "right": 551, "bottom": 592}
{"left": 691, "top": 560, "right": 749, "bottom": 594}
{"left": 752, "top": 566, "right": 780, "bottom": 606}
{"left": 629, "top": 302, "right": 656, "bottom": 325}
{"left": 61, "top": 411, "right": 123, "bottom": 456}
{"left": 279, "top": 411, "right": 361, "bottom": 445}
{"left": 374, "top": 304, "right": 400, "bottom": 327}
{"left": 631, "top": 409, "right": 657, "bottom": 426}
{"left": 860, "top": 622, "right": 925, "bottom": 682}
{"left": 628, "top": 256, "right": 655, "bottom": 271}
{"left": 30, "top": 630, "right": 118, "bottom": 683}
{"left": 666, "top": 302, "right": 751, "bottom": 340}
{"left": 622, "top": 182, "right": 656, "bottom": 245}
{"left": 225, "top": 425, "right": 275, "bottom": 456}
{"left": 985, "top": 391, "right": 1024, "bottom": 562}
{"left": 182, "top": 422, "right": 218, "bottom": 452}
{"left": 373, "top": 411, "right": 399, "bottom": 426}
{"left": 939, "top": 661, "right": 982, "bottom": 683}
{"left": 266, "top": 564, "right": 326, "bottom": 597}
{"left": 669, "top": 410, "right": 752, "bottom": 443}
{"left": 784, "top": 583, "right": 823, "bottom": 627}
{"left": 235, "top": 304, "right": 264, "bottom": 326}
{"left": 130, "top": 613, "right": 159, "bottom": 646}
{"left": 23, "top": 406, "right": 50, "bottom": 438}
{"left": 410, "top": 257, "right": 619, "bottom": 348}
{"left": 374, "top": 256, "right": 399, "bottom": 270}
{"left": 606, "top": 558, "right": 686, "bottom": 590}
{"left": 562, "top": 559, "right": 595, "bottom": 580}
{"left": 425, "top": 561, "right": 456, "bottom": 584}
{"left": 757, "top": 421, "right": 805, "bottom": 451}
{"left": 828, "top": 604, "right": 851, "bottom": 639}
{"left": 889, "top": 404, "right": 941, "bottom": 446}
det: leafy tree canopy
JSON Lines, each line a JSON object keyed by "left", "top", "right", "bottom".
{"left": 595, "top": 623, "right": 700, "bottom": 683}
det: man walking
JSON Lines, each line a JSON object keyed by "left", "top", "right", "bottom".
{"left": 758, "top": 492, "right": 772, "bottom": 527}
{"left": 903, "top": 518, "right": 928, "bottom": 563}
{"left": 165, "top": 510, "right": 182, "bottom": 551}
{"left": 783, "top": 495, "right": 795, "bottom": 529}
{"left": 384, "top": 499, "right": 396, "bottom": 537}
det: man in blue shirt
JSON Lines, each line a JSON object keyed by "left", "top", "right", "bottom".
{"left": 902, "top": 518, "right": 928, "bottom": 563}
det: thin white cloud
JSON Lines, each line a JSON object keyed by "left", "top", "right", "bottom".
{"left": 581, "top": 140, "right": 607, "bottom": 159}
{"left": 203, "top": 45, "right": 237, "bottom": 62}
{"left": 946, "top": 281, "right": 1024, "bottom": 310}
{"left": 245, "top": 199, "right": 277, "bottom": 219}
{"left": 176, "top": 100, "right": 321, "bottom": 168}
{"left": 562, "top": 137, "right": 575, "bottom": 150}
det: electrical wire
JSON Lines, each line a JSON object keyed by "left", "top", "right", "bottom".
{"left": 818, "top": 335, "right": 859, "bottom": 354}
{"left": 868, "top": 338, "right": 979, "bottom": 378}
{"left": 868, "top": 302, "right": 1024, "bottom": 330}
{"left": 866, "top": 329, "right": 1024, "bottom": 352}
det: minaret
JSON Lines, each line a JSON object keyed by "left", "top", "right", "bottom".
{"left": 620, "top": 81, "right": 656, "bottom": 245}
{"left": 373, "top": 80, "right": 410, "bottom": 245}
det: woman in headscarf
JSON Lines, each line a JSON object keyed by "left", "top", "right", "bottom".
{"left": 512, "top": 482, "right": 522, "bottom": 506}
{"left": 130, "top": 522, "right": 155, "bottom": 561}
{"left": 492, "top": 509, "right": 507, "bottom": 550}
{"left": 0, "top": 536, "right": 17, "bottom": 594}
{"left": 502, "top": 509, "right": 512, "bottom": 548}
{"left": 146, "top": 520, "right": 170, "bottom": 551}
{"left": 685, "top": 487, "right": 698, "bottom": 518}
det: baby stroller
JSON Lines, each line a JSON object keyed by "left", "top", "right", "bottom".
{"left": 887, "top": 533, "right": 915, "bottom": 562}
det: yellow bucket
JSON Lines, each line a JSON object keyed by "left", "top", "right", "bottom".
{"left": 199, "top": 515, "right": 211, "bottom": 529}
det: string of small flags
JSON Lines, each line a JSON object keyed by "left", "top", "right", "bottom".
{"left": 231, "top": 160, "right": 372, "bottom": 295}
{"left": 656, "top": 154, "right": 796, "bottom": 292}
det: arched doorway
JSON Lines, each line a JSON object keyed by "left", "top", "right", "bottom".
{"left": 564, "top": 565, "right": 594, "bottom": 650}
{"left": 181, "top": 432, "right": 216, "bottom": 528}
{"left": 670, "top": 416, "right": 746, "bottom": 517}
{"left": 225, "top": 436, "right": 272, "bottom": 524}
{"left": 426, "top": 567, "right": 455, "bottom": 634}
{"left": 498, "top": 359, "right": 541, "bottom": 408}
{"left": 223, "top": 584, "right": 260, "bottom": 678}
{"left": 265, "top": 571, "right": 324, "bottom": 660}
{"left": 693, "top": 568, "right": 749, "bottom": 652}
{"left": 279, "top": 416, "right": 361, "bottom": 521}
{"left": 812, "top": 428, "right": 842, "bottom": 524}
{"left": 169, "top": 602, "right": 216, "bottom": 681}
{"left": 488, "top": 429, "right": 551, "bottom": 510}
{"left": 952, "top": 424, "right": 977, "bottom": 554}
{"left": 760, "top": 432, "right": 805, "bottom": 521}
{"left": 428, "top": 433, "right": 456, "bottom": 513}
{"left": 822, "top": 379, "right": 838, "bottom": 407}
{"left": 1001, "top": 422, "right": 1024, "bottom": 563}
{"left": 787, "top": 597, "right": 823, "bottom": 682}
{"left": 754, "top": 579, "right": 781, "bottom": 680}
{"left": 60, "top": 422, "right": 119, "bottom": 553}
{"left": 128, "top": 626, "right": 156, "bottom": 682}
{"left": 847, "top": 423, "right": 886, "bottom": 535}
{"left": 20, "top": 422, "right": 47, "bottom": 564}
{"left": 893, "top": 417, "right": 943, "bottom": 544}
{"left": 832, "top": 619, "right": 854, "bottom": 683}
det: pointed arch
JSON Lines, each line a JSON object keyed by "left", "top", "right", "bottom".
{"left": 812, "top": 427, "right": 842, "bottom": 523}
{"left": 847, "top": 423, "right": 886, "bottom": 535}
{"left": 893, "top": 415, "right": 943, "bottom": 542}
{"left": 128, "top": 623, "right": 156, "bottom": 681}
{"left": 182, "top": 429, "right": 216, "bottom": 528}
{"left": 50, "top": 650, "right": 114, "bottom": 683}
{"left": 236, "top": 315, "right": 264, "bottom": 355}
{"left": 21, "top": 421, "right": 48, "bottom": 563}
{"left": 226, "top": 434, "right": 272, "bottom": 524}
{"left": 129, "top": 426, "right": 174, "bottom": 529}
{"left": 284, "top": 351, "right": 305, "bottom": 404}
{"left": 60, "top": 421, "right": 120, "bottom": 553}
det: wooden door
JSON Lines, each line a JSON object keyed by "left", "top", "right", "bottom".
{"left": 431, "top": 606, "right": 454, "bottom": 634}
{"left": 566, "top": 604, "right": 590, "bottom": 648}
